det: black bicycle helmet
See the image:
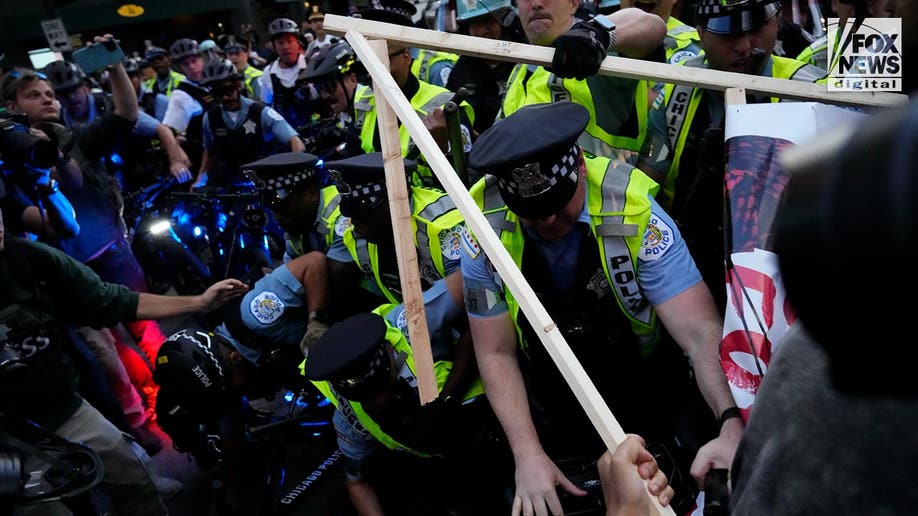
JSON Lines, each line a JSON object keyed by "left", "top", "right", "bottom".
{"left": 144, "top": 45, "right": 168, "bottom": 61}
{"left": 201, "top": 59, "right": 242, "bottom": 86}
{"left": 169, "top": 38, "right": 200, "bottom": 61}
{"left": 154, "top": 329, "right": 226, "bottom": 410}
{"left": 304, "top": 42, "right": 358, "bottom": 81}
{"left": 42, "top": 61, "right": 85, "bottom": 92}
{"left": 123, "top": 57, "right": 147, "bottom": 75}
{"left": 268, "top": 18, "right": 300, "bottom": 39}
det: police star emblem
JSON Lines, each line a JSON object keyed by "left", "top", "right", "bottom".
{"left": 242, "top": 119, "right": 258, "bottom": 135}
{"left": 511, "top": 163, "right": 552, "bottom": 198}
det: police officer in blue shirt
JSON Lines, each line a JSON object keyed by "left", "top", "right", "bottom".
{"left": 462, "top": 102, "right": 742, "bottom": 515}
{"left": 194, "top": 59, "right": 305, "bottom": 189}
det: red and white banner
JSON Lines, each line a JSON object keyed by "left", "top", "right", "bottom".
{"left": 720, "top": 102, "right": 865, "bottom": 420}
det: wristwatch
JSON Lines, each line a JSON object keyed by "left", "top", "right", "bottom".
{"left": 589, "top": 14, "right": 617, "bottom": 50}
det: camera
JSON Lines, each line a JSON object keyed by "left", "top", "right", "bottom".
{"left": 0, "top": 116, "right": 59, "bottom": 170}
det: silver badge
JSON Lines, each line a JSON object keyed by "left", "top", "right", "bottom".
{"left": 511, "top": 163, "right": 552, "bottom": 198}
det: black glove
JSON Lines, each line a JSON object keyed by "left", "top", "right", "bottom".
{"left": 550, "top": 19, "right": 613, "bottom": 80}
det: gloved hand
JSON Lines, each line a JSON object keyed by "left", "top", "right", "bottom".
{"left": 549, "top": 18, "right": 613, "bottom": 80}
{"left": 299, "top": 317, "right": 329, "bottom": 357}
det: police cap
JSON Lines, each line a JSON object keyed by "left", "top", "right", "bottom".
{"left": 243, "top": 152, "right": 321, "bottom": 203}
{"left": 353, "top": 0, "right": 418, "bottom": 27}
{"left": 696, "top": 0, "right": 781, "bottom": 35}
{"left": 144, "top": 46, "right": 168, "bottom": 61}
{"left": 325, "top": 152, "right": 417, "bottom": 217}
{"left": 304, "top": 313, "right": 392, "bottom": 401}
{"left": 469, "top": 101, "right": 588, "bottom": 220}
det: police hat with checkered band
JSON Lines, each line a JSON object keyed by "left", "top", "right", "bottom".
{"left": 304, "top": 312, "right": 393, "bottom": 402}
{"left": 353, "top": 0, "right": 418, "bottom": 27}
{"left": 696, "top": 0, "right": 781, "bottom": 35}
{"left": 242, "top": 152, "right": 321, "bottom": 204}
{"left": 325, "top": 152, "right": 418, "bottom": 217}
{"left": 144, "top": 45, "right": 169, "bottom": 61}
{"left": 469, "top": 101, "right": 588, "bottom": 220}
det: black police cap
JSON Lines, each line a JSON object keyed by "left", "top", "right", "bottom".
{"left": 469, "top": 102, "right": 588, "bottom": 220}
{"left": 353, "top": 0, "right": 418, "bottom": 27}
{"left": 243, "top": 152, "right": 320, "bottom": 200}
{"left": 325, "top": 152, "right": 417, "bottom": 217}
{"left": 305, "top": 313, "right": 392, "bottom": 401}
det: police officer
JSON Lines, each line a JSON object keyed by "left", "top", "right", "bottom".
{"left": 499, "top": 1, "right": 665, "bottom": 159}
{"left": 194, "top": 59, "right": 303, "bottom": 189}
{"left": 258, "top": 18, "right": 319, "bottom": 130}
{"left": 126, "top": 57, "right": 169, "bottom": 121}
{"left": 463, "top": 102, "right": 742, "bottom": 516}
{"left": 324, "top": 153, "right": 467, "bottom": 318}
{"left": 303, "top": 42, "right": 362, "bottom": 137}
{"left": 446, "top": 0, "right": 524, "bottom": 136}
{"left": 304, "top": 9, "right": 336, "bottom": 57}
{"left": 345, "top": 2, "right": 475, "bottom": 188}
{"left": 242, "top": 152, "right": 342, "bottom": 262}
{"left": 637, "top": 0, "right": 825, "bottom": 312}
{"left": 0, "top": 195, "right": 246, "bottom": 515}
{"left": 142, "top": 44, "right": 185, "bottom": 97}
{"left": 162, "top": 38, "right": 217, "bottom": 172}
{"left": 43, "top": 59, "right": 192, "bottom": 186}
{"left": 224, "top": 36, "right": 263, "bottom": 100}
{"left": 304, "top": 306, "right": 492, "bottom": 514}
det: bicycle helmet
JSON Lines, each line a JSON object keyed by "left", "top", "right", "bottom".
{"left": 169, "top": 38, "right": 200, "bottom": 61}
{"left": 201, "top": 59, "right": 241, "bottom": 86}
{"left": 268, "top": 18, "right": 300, "bottom": 39}
{"left": 304, "top": 42, "right": 357, "bottom": 81}
{"left": 154, "top": 329, "right": 226, "bottom": 410}
{"left": 42, "top": 60, "right": 85, "bottom": 92}
{"left": 456, "top": 0, "right": 513, "bottom": 23}
{"left": 123, "top": 57, "right": 147, "bottom": 76}
{"left": 144, "top": 45, "right": 169, "bottom": 61}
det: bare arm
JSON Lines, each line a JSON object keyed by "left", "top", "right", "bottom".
{"left": 97, "top": 35, "right": 138, "bottom": 123}
{"left": 346, "top": 479, "right": 384, "bottom": 516}
{"left": 156, "top": 123, "right": 192, "bottom": 183}
{"left": 136, "top": 278, "right": 247, "bottom": 320}
{"left": 19, "top": 198, "right": 79, "bottom": 238}
{"left": 607, "top": 8, "right": 667, "bottom": 58}
{"left": 286, "top": 251, "right": 328, "bottom": 313}
{"left": 289, "top": 135, "right": 306, "bottom": 153}
{"left": 655, "top": 281, "right": 744, "bottom": 482}
{"left": 469, "top": 312, "right": 585, "bottom": 515}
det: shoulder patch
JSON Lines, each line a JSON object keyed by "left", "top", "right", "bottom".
{"left": 651, "top": 92, "right": 665, "bottom": 111}
{"left": 439, "top": 225, "right": 464, "bottom": 262}
{"left": 461, "top": 226, "right": 480, "bottom": 260}
{"left": 396, "top": 308, "right": 409, "bottom": 336}
{"left": 249, "top": 291, "right": 285, "bottom": 324}
{"left": 335, "top": 217, "right": 352, "bottom": 237}
{"left": 639, "top": 213, "right": 674, "bottom": 262}
{"left": 460, "top": 125, "right": 472, "bottom": 152}
{"left": 669, "top": 50, "right": 698, "bottom": 64}
{"left": 439, "top": 67, "right": 452, "bottom": 87}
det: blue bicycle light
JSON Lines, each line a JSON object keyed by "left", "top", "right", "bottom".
{"left": 109, "top": 152, "right": 123, "bottom": 166}
{"left": 193, "top": 225, "right": 203, "bottom": 237}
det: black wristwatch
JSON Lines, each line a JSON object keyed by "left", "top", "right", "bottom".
{"left": 588, "top": 14, "right": 617, "bottom": 50}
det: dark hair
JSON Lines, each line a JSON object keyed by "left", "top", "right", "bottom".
{"left": 0, "top": 70, "right": 49, "bottom": 104}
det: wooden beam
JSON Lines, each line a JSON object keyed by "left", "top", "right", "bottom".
{"left": 325, "top": 14, "right": 907, "bottom": 108}
{"left": 346, "top": 28, "right": 676, "bottom": 516}
{"left": 369, "top": 39, "right": 440, "bottom": 405}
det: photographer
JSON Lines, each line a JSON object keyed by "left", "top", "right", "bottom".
{"left": 0, "top": 194, "right": 247, "bottom": 515}
{"left": 3, "top": 35, "right": 175, "bottom": 446}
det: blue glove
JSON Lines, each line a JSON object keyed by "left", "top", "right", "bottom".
{"left": 550, "top": 18, "right": 613, "bottom": 80}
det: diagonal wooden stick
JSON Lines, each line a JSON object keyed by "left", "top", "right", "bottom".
{"left": 325, "top": 14, "right": 906, "bottom": 108}
{"left": 347, "top": 28, "right": 676, "bottom": 516}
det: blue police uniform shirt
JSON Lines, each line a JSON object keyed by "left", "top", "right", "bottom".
{"left": 462, "top": 192, "right": 701, "bottom": 318}
{"left": 61, "top": 93, "right": 161, "bottom": 139}
{"left": 139, "top": 89, "right": 170, "bottom": 121}
{"left": 215, "top": 262, "right": 311, "bottom": 365}
{"left": 201, "top": 96, "right": 298, "bottom": 151}
{"left": 409, "top": 48, "right": 453, "bottom": 88}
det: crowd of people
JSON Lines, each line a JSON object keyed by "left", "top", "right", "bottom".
{"left": 0, "top": 0, "right": 915, "bottom": 514}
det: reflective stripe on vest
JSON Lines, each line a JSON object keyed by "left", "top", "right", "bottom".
{"left": 354, "top": 83, "right": 473, "bottom": 186}
{"left": 657, "top": 54, "right": 825, "bottom": 207}
{"left": 243, "top": 66, "right": 263, "bottom": 98}
{"left": 470, "top": 157, "right": 658, "bottom": 349}
{"left": 411, "top": 50, "right": 458, "bottom": 84}
{"left": 306, "top": 303, "right": 483, "bottom": 455}
{"left": 501, "top": 63, "right": 644, "bottom": 156}
{"left": 343, "top": 187, "right": 462, "bottom": 302}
